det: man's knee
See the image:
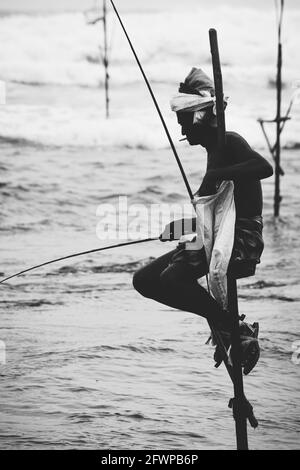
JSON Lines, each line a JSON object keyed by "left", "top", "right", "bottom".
{"left": 160, "top": 267, "right": 180, "bottom": 289}
{"left": 132, "top": 269, "right": 155, "bottom": 299}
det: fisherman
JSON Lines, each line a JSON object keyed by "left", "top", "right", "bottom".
{"left": 133, "top": 68, "right": 273, "bottom": 374}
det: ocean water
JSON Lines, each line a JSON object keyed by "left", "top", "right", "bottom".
{"left": 0, "top": 0, "right": 299, "bottom": 450}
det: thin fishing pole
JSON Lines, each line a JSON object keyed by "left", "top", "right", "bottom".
{"left": 0, "top": 238, "right": 158, "bottom": 285}
{"left": 111, "top": 1, "right": 213, "bottom": 302}
{"left": 110, "top": 0, "right": 212, "bottom": 299}
{"left": 109, "top": 0, "right": 194, "bottom": 201}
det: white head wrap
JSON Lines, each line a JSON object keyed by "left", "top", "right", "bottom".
{"left": 170, "top": 91, "right": 228, "bottom": 125}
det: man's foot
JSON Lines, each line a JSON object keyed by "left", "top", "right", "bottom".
{"left": 212, "top": 330, "right": 231, "bottom": 368}
{"left": 239, "top": 321, "right": 260, "bottom": 375}
{"left": 212, "top": 321, "right": 260, "bottom": 375}
{"left": 240, "top": 321, "right": 259, "bottom": 340}
{"left": 241, "top": 337, "right": 260, "bottom": 375}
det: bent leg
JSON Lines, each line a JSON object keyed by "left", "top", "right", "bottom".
{"left": 133, "top": 249, "right": 199, "bottom": 311}
{"left": 133, "top": 248, "right": 230, "bottom": 329}
{"left": 160, "top": 261, "right": 231, "bottom": 329}
{"left": 133, "top": 249, "right": 177, "bottom": 300}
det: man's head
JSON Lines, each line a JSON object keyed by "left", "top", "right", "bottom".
{"left": 170, "top": 67, "right": 227, "bottom": 147}
{"left": 177, "top": 109, "right": 216, "bottom": 146}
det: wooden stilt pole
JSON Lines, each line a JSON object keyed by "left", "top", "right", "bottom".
{"left": 274, "top": 0, "right": 284, "bottom": 217}
{"left": 103, "top": 0, "right": 110, "bottom": 118}
{"left": 209, "top": 28, "right": 249, "bottom": 451}
{"left": 209, "top": 29, "right": 226, "bottom": 156}
{"left": 227, "top": 276, "right": 249, "bottom": 450}
{"left": 85, "top": 1, "right": 110, "bottom": 118}
{"left": 258, "top": 1, "right": 285, "bottom": 217}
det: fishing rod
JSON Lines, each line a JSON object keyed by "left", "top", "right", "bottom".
{"left": 0, "top": 238, "right": 158, "bottom": 285}
{"left": 109, "top": 1, "right": 230, "bottom": 364}
{"left": 109, "top": 0, "right": 193, "bottom": 201}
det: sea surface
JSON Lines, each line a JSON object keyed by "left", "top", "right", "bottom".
{"left": 0, "top": 0, "right": 299, "bottom": 450}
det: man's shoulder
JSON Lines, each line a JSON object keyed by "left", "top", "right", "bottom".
{"left": 226, "top": 131, "right": 248, "bottom": 145}
{"left": 225, "top": 131, "right": 252, "bottom": 154}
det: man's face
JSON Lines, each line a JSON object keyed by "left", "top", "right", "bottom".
{"left": 177, "top": 112, "right": 209, "bottom": 146}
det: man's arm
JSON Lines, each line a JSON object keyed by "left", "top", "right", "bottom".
{"left": 208, "top": 133, "right": 273, "bottom": 182}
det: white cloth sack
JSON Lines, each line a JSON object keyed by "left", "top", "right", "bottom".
{"left": 181, "top": 180, "right": 236, "bottom": 309}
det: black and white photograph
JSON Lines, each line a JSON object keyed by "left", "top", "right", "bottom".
{"left": 0, "top": 0, "right": 299, "bottom": 453}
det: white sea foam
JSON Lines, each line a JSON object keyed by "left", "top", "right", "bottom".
{"left": 0, "top": 101, "right": 298, "bottom": 151}
{"left": 0, "top": 6, "right": 299, "bottom": 149}
{"left": 0, "top": 8, "right": 299, "bottom": 88}
{"left": 0, "top": 105, "right": 171, "bottom": 149}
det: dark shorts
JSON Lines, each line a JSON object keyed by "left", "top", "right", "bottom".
{"left": 169, "top": 216, "right": 264, "bottom": 280}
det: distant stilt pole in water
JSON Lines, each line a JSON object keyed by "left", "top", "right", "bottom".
{"left": 210, "top": 28, "right": 250, "bottom": 451}
{"left": 85, "top": 0, "right": 110, "bottom": 118}
{"left": 274, "top": 0, "right": 284, "bottom": 217}
{"left": 103, "top": 0, "right": 110, "bottom": 118}
{"left": 258, "top": 0, "right": 288, "bottom": 218}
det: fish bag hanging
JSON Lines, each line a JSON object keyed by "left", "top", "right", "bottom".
{"left": 184, "top": 180, "right": 236, "bottom": 309}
